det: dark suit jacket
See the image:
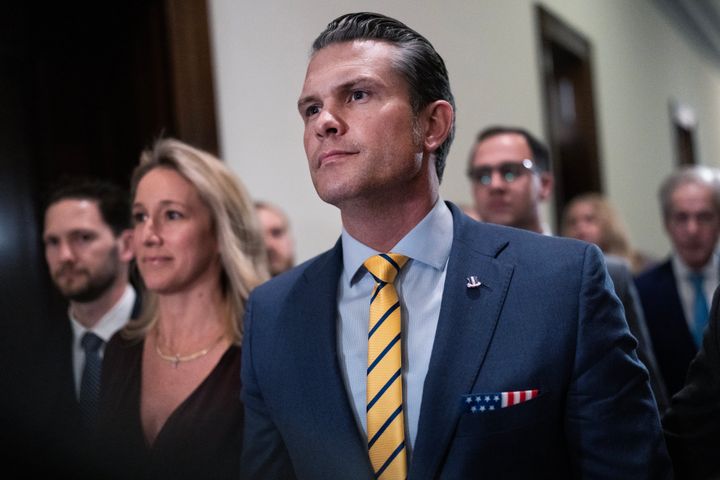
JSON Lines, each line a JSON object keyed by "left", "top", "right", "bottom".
{"left": 241, "top": 203, "right": 671, "bottom": 479}
{"left": 11, "top": 291, "right": 141, "bottom": 478}
{"left": 605, "top": 255, "right": 669, "bottom": 412}
{"left": 635, "top": 259, "right": 698, "bottom": 397}
{"left": 663, "top": 285, "right": 720, "bottom": 479}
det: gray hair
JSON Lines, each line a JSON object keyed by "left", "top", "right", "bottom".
{"left": 659, "top": 165, "right": 720, "bottom": 219}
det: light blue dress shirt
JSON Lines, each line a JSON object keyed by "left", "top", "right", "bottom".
{"left": 336, "top": 199, "right": 453, "bottom": 458}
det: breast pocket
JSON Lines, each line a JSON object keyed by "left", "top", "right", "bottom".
{"left": 455, "top": 392, "right": 551, "bottom": 437}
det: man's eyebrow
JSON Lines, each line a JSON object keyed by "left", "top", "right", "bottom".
{"left": 297, "top": 76, "right": 382, "bottom": 110}
{"left": 297, "top": 94, "right": 318, "bottom": 111}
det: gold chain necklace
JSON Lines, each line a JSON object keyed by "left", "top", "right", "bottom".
{"left": 155, "top": 334, "right": 225, "bottom": 368}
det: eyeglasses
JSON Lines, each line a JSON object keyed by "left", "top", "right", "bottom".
{"left": 467, "top": 159, "right": 536, "bottom": 185}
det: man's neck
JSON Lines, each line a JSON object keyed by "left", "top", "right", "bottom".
{"left": 70, "top": 280, "right": 128, "bottom": 329}
{"left": 340, "top": 191, "right": 438, "bottom": 252}
{"left": 517, "top": 209, "right": 545, "bottom": 234}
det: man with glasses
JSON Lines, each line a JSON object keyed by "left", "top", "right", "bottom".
{"left": 468, "top": 126, "right": 553, "bottom": 234}
{"left": 468, "top": 124, "right": 670, "bottom": 412}
{"left": 636, "top": 166, "right": 720, "bottom": 398}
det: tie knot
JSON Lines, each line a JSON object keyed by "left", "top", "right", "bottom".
{"left": 81, "top": 332, "right": 104, "bottom": 353}
{"left": 364, "top": 253, "right": 408, "bottom": 284}
{"left": 688, "top": 271, "right": 705, "bottom": 288}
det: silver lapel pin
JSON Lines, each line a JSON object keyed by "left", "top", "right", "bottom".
{"left": 466, "top": 276, "right": 482, "bottom": 288}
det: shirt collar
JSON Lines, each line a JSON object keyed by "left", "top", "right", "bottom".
{"left": 341, "top": 198, "right": 453, "bottom": 284}
{"left": 70, "top": 284, "right": 136, "bottom": 342}
{"left": 672, "top": 251, "right": 719, "bottom": 279}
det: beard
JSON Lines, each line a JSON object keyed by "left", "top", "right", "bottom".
{"left": 53, "top": 247, "right": 121, "bottom": 303}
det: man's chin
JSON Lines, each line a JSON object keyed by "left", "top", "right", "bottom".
{"left": 61, "top": 283, "right": 107, "bottom": 303}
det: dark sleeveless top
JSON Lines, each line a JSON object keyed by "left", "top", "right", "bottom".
{"left": 96, "top": 334, "right": 243, "bottom": 480}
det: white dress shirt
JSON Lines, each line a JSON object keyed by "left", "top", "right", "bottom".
{"left": 336, "top": 199, "right": 453, "bottom": 458}
{"left": 69, "top": 284, "right": 136, "bottom": 397}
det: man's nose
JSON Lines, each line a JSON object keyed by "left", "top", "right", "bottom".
{"left": 488, "top": 170, "right": 507, "bottom": 189}
{"left": 687, "top": 219, "right": 701, "bottom": 236}
{"left": 315, "top": 104, "right": 346, "bottom": 138}
{"left": 57, "top": 240, "right": 75, "bottom": 262}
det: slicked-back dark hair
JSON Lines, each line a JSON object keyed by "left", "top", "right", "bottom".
{"left": 312, "top": 12, "right": 456, "bottom": 182}
{"left": 44, "top": 175, "right": 130, "bottom": 236}
{"left": 469, "top": 125, "right": 551, "bottom": 174}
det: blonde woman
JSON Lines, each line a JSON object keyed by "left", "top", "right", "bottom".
{"left": 97, "top": 138, "right": 269, "bottom": 479}
{"left": 561, "top": 193, "right": 655, "bottom": 274}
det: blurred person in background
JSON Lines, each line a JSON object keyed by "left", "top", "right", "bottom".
{"left": 562, "top": 192, "right": 657, "bottom": 275}
{"left": 636, "top": 165, "right": 720, "bottom": 398}
{"left": 255, "top": 201, "right": 296, "bottom": 276}
{"left": 33, "top": 176, "right": 138, "bottom": 477}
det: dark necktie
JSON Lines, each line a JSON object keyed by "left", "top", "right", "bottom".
{"left": 688, "top": 272, "right": 709, "bottom": 347}
{"left": 79, "top": 332, "right": 104, "bottom": 426}
{"left": 364, "top": 253, "right": 409, "bottom": 480}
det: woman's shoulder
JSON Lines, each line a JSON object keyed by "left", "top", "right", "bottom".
{"left": 104, "top": 331, "right": 144, "bottom": 371}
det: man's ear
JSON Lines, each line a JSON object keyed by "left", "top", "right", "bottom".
{"left": 118, "top": 229, "right": 134, "bottom": 263}
{"left": 537, "top": 172, "right": 554, "bottom": 201}
{"left": 421, "top": 100, "right": 454, "bottom": 154}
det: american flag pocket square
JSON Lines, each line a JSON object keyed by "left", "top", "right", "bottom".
{"left": 462, "top": 389, "right": 539, "bottom": 414}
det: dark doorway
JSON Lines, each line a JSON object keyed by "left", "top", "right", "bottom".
{"left": 0, "top": 0, "right": 217, "bottom": 421}
{"left": 536, "top": 5, "right": 602, "bottom": 232}
{"left": 669, "top": 101, "right": 698, "bottom": 166}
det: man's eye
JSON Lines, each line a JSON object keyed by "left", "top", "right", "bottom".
{"left": 305, "top": 105, "right": 320, "bottom": 117}
{"left": 132, "top": 212, "right": 147, "bottom": 224}
{"left": 351, "top": 90, "right": 367, "bottom": 101}
{"left": 71, "top": 232, "right": 96, "bottom": 244}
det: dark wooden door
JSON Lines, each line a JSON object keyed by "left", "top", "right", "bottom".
{"left": 537, "top": 6, "right": 603, "bottom": 232}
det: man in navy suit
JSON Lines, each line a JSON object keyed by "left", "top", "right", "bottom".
{"left": 636, "top": 166, "right": 720, "bottom": 397}
{"left": 241, "top": 12, "right": 670, "bottom": 479}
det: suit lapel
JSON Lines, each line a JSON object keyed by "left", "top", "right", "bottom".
{"left": 282, "top": 241, "right": 374, "bottom": 475}
{"left": 410, "top": 206, "right": 514, "bottom": 480}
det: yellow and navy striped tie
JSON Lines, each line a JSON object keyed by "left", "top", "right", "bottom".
{"left": 364, "top": 253, "right": 409, "bottom": 480}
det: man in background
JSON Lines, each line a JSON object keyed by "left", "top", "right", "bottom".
{"left": 34, "top": 177, "right": 138, "bottom": 476}
{"left": 636, "top": 165, "right": 720, "bottom": 398}
{"left": 468, "top": 126, "right": 554, "bottom": 233}
{"left": 468, "top": 125, "right": 669, "bottom": 411}
{"left": 255, "top": 201, "right": 296, "bottom": 276}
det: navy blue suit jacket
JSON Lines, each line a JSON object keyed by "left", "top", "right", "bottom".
{"left": 635, "top": 259, "right": 698, "bottom": 397}
{"left": 241, "top": 203, "right": 671, "bottom": 479}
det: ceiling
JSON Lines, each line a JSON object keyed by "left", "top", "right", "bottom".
{"left": 653, "top": 0, "right": 720, "bottom": 67}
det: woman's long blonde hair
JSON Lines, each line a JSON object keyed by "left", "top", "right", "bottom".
{"left": 124, "top": 138, "right": 269, "bottom": 343}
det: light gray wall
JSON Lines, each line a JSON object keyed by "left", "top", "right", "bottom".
{"left": 209, "top": 0, "right": 720, "bottom": 263}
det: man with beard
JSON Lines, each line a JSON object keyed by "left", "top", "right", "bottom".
{"left": 30, "top": 177, "right": 137, "bottom": 477}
